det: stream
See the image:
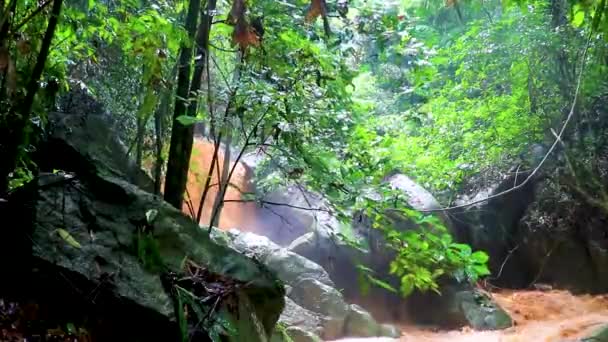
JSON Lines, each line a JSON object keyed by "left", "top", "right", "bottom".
{"left": 332, "top": 290, "right": 608, "bottom": 341}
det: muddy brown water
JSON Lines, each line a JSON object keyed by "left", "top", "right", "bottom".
{"left": 331, "top": 290, "right": 608, "bottom": 342}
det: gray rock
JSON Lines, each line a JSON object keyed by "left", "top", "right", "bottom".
{"left": 216, "top": 230, "right": 392, "bottom": 340}
{"left": 385, "top": 173, "right": 443, "bottom": 212}
{"left": 407, "top": 284, "right": 512, "bottom": 331}
{"left": 44, "top": 112, "right": 155, "bottom": 193}
{"left": 257, "top": 185, "right": 339, "bottom": 246}
{"left": 272, "top": 325, "right": 322, "bottom": 342}
{"left": 216, "top": 230, "right": 334, "bottom": 287}
{"left": 278, "top": 297, "right": 323, "bottom": 336}
{"left": 344, "top": 304, "right": 381, "bottom": 337}
{"left": 378, "top": 324, "right": 402, "bottom": 338}
{"left": 290, "top": 278, "right": 349, "bottom": 340}
{"left": 456, "top": 290, "right": 512, "bottom": 330}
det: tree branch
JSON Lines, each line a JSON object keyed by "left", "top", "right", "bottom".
{"left": 223, "top": 199, "right": 332, "bottom": 213}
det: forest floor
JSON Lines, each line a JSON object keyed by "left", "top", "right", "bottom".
{"left": 334, "top": 289, "right": 608, "bottom": 342}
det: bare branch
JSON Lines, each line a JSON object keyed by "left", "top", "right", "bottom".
{"left": 223, "top": 198, "right": 331, "bottom": 213}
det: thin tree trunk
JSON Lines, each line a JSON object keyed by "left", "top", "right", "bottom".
{"left": 0, "top": 0, "right": 62, "bottom": 195}
{"left": 153, "top": 89, "right": 171, "bottom": 195}
{"left": 208, "top": 51, "right": 243, "bottom": 227}
{"left": 164, "top": 0, "right": 216, "bottom": 209}
{"left": 136, "top": 117, "right": 144, "bottom": 168}
{"left": 195, "top": 89, "right": 237, "bottom": 223}
{"left": 210, "top": 126, "right": 232, "bottom": 227}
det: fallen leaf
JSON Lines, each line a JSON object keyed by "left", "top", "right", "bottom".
{"left": 232, "top": 18, "right": 260, "bottom": 49}
{"left": 56, "top": 228, "right": 82, "bottom": 249}
{"left": 306, "top": 0, "right": 326, "bottom": 22}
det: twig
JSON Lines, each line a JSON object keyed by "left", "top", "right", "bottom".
{"left": 209, "top": 43, "right": 239, "bottom": 53}
{"left": 528, "top": 241, "right": 559, "bottom": 288}
{"left": 223, "top": 198, "right": 331, "bottom": 213}
{"left": 489, "top": 244, "right": 519, "bottom": 282}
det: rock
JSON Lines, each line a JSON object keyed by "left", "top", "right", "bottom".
{"left": 1, "top": 113, "right": 286, "bottom": 341}
{"left": 378, "top": 324, "right": 402, "bottom": 338}
{"left": 257, "top": 185, "right": 339, "bottom": 246}
{"left": 42, "top": 112, "right": 155, "bottom": 193}
{"left": 216, "top": 230, "right": 389, "bottom": 340}
{"left": 385, "top": 173, "right": 444, "bottom": 212}
{"left": 456, "top": 290, "right": 512, "bottom": 330}
{"left": 272, "top": 325, "right": 322, "bottom": 342}
{"left": 216, "top": 230, "right": 334, "bottom": 287}
{"left": 582, "top": 324, "right": 608, "bottom": 342}
{"left": 344, "top": 304, "right": 381, "bottom": 337}
{"left": 450, "top": 170, "right": 538, "bottom": 287}
{"left": 343, "top": 304, "right": 401, "bottom": 338}
{"left": 277, "top": 297, "right": 323, "bottom": 336}
{"left": 290, "top": 278, "right": 349, "bottom": 339}
{"left": 2, "top": 173, "right": 285, "bottom": 341}
{"left": 451, "top": 164, "right": 608, "bottom": 293}
{"left": 407, "top": 283, "right": 512, "bottom": 330}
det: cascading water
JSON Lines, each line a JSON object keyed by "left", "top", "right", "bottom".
{"left": 183, "top": 137, "right": 277, "bottom": 235}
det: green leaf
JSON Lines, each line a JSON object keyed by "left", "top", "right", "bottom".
{"left": 400, "top": 275, "right": 415, "bottom": 296}
{"left": 472, "top": 264, "right": 491, "bottom": 276}
{"left": 573, "top": 10, "right": 586, "bottom": 27}
{"left": 56, "top": 229, "right": 82, "bottom": 249}
{"left": 146, "top": 209, "right": 159, "bottom": 224}
{"left": 368, "top": 275, "right": 398, "bottom": 293}
{"left": 471, "top": 251, "right": 489, "bottom": 264}
{"left": 451, "top": 243, "right": 472, "bottom": 256}
{"left": 176, "top": 115, "right": 205, "bottom": 126}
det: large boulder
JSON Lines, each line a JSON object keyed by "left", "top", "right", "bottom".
{"left": 452, "top": 161, "right": 608, "bottom": 293}
{"left": 1, "top": 172, "right": 285, "bottom": 341}
{"left": 290, "top": 278, "right": 349, "bottom": 339}
{"left": 257, "top": 185, "right": 338, "bottom": 246}
{"left": 213, "top": 230, "right": 399, "bottom": 340}
{"left": 0, "top": 112, "right": 285, "bottom": 341}
{"left": 450, "top": 170, "right": 539, "bottom": 287}
{"left": 289, "top": 173, "right": 513, "bottom": 330}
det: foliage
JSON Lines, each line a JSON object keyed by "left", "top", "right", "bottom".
{"left": 274, "top": 322, "right": 295, "bottom": 342}
{"left": 3, "top": 0, "right": 608, "bottom": 302}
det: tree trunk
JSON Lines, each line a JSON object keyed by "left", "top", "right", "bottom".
{"left": 136, "top": 116, "right": 144, "bottom": 168}
{"left": 210, "top": 126, "right": 232, "bottom": 227}
{"left": 163, "top": 0, "right": 216, "bottom": 209}
{"left": 153, "top": 89, "right": 171, "bottom": 195}
{"left": 0, "top": 0, "right": 62, "bottom": 195}
{"left": 208, "top": 50, "right": 243, "bottom": 227}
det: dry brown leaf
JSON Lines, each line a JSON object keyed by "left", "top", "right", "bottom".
{"left": 305, "top": 0, "right": 326, "bottom": 23}
{"left": 232, "top": 18, "right": 260, "bottom": 49}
